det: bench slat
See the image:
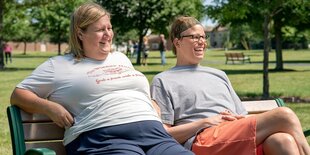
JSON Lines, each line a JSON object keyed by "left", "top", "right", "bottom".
{"left": 242, "top": 100, "right": 280, "bottom": 114}
{"left": 20, "top": 110, "right": 51, "bottom": 123}
{"left": 225, "top": 52, "right": 251, "bottom": 64}
{"left": 23, "top": 123, "right": 64, "bottom": 141}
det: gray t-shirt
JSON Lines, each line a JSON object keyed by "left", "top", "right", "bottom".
{"left": 150, "top": 65, "right": 247, "bottom": 149}
{"left": 17, "top": 52, "right": 160, "bottom": 145}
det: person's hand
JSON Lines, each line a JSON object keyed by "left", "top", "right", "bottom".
{"left": 201, "top": 110, "right": 245, "bottom": 127}
{"left": 220, "top": 109, "right": 245, "bottom": 121}
{"left": 45, "top": 102, "right": 74, "bottom": 128}
{"left": 202, "top": 115, "right": 228, "bottom": 127}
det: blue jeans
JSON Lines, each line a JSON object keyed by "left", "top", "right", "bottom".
{"left": 160, "top": 50, "right": 166, "bottom": 65}
{"left": 65, "top": 120, "right": 193, "bottom": 155}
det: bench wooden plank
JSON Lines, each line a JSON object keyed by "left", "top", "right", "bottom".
{"left": 243, "top": 100, "right": 281, "bottom": 114}
{"left": 20, "top": 110, "right": 51, "bottom": 123}
{"left": 23, "top": 123, "right": 64, "bottom": 141}
{"left": 225, "top": 52, "right": 251, "bottom": 64}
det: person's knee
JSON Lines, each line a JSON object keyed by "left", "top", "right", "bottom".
{"left": 263, "top": 133, "right": 298, "bottom": 154}
{"left": 266, "top": 133, "right": 295, "bottom": 145}
{"left": 272, "top": 107, "right": 297, "bottom": 124}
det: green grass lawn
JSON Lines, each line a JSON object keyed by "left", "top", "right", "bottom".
{"left": 1, "top": 49, "right": 309, "bottom": 154}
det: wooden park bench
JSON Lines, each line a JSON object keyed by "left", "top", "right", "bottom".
{"left": 225, "top": 52, "right": 251, "bottom": 64}
{"left": 7, "top": 98, "right": 310, "bottom": 155}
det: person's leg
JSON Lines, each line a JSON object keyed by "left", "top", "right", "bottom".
{"left": 255, "top": 107, "right": 310, "bottom": 155}
{"left": 5, "top": 53, "right": 8, "bottom": 64}
{"left": 147, "top": 141, "right": 193, "bottom": 155}
{"left": 192, "top": 117, "right": 257, "bottom": 155}
{"left": 263, "top": 133, "right": 299, "bottom": 155}
{"left": 144, "top": 54, "right": 148, "bottom": 66}
{"left": 65, "top": 126, "right": 146, "bottom": 155}
{"left": 9, "top": 53, "right": 12, "bottom": 63}
{"left": 161, "top": 51, "right": 166, "bottom": 65}
{"left": 130, "top": 120, "right": 193, "bottom": 155}
{"left": 160, "top": 51, "right": 163, "bottom": 65}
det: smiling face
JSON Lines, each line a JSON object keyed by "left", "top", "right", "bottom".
{"left": 174, "top": 24, "right": 207, "bottom": 66}
{"left": 79, "top": 15, "right": 113, "bottom": 60}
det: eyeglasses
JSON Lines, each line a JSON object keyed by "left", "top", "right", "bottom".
{"left": 181, "top": 34, "right": 209, "bottom": 42}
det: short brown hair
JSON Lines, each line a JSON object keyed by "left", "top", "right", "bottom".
{"left": 169, "top": 16, "right": 201, "bottom": 55}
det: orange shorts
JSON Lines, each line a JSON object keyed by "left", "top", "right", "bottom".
{"left": 192, "top": 116, "right": 263, "bottom": 155}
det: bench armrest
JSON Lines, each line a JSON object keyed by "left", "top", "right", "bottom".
{"left": 304, "top": 129, "right": 310, "bottom": 137}
{"left": 24, "top": 148, "right": 56, "bottom": 155}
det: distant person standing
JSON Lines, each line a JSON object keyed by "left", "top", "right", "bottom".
{"left": 3, "top": 43, "right": 13, "bottom": 64}
{"left": 142, "top": 36, "right": 149, "bottom": 66}
{"left": 133, "top": 41, "right": 138, "bottom": 58}
{"left": 159, "top": 34, "right": 167, "bottom": 65}
{"left": 127, "top": 40, "right": 134, "bottom": 58}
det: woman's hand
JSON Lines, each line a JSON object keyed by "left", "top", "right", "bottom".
{"left": 11, "top": 88, "right": 74, "bottom": 128}
{"left": 44, "top": 100, "right": 74, "bottom": 128}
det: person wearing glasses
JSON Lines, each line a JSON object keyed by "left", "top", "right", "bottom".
{"left": 150, "top": 16, "right": 310, "bottom": 155}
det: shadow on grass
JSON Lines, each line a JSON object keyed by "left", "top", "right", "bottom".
{"left": 13, "top": 53, "right": 57, "bottom": 59}
{"left": 0, "top": 67, "right": 36, "bottom": 72}
{"left": 136, "top": 55, "right": 176, "bottom": 59}
{"left": 141, "top": 70, "right": 162, "bottom": 75}
{"left": 223, "top": 68, "right": 299, "bottom": 75}
{"left": 133, "top": 62, "right": 166, "bottom": 66}
{"left": 254, "top": 60, "right": 310, "bottom": 64}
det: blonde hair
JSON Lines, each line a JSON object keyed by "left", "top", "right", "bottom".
{"left": 68, "top": 2, "right": 110, "bottom": 59}
{"left": 169, "top": 16, "right": 201, "bottom": 55}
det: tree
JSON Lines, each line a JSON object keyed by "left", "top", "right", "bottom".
{"left": 207, "top": 0, "right": 309, "bottom": 71}
{"left": 206, "top": 0, "right": 310, "bottom": 99}
{"left": 0, "top": 0, "right": 48, "bottom": 55}
{"left": 98, "top": 0, "right": 205, "bottom": 64}
{"left": 272, "top": 0, "right": 308, "bottom": 70}
{"left": 31, "top": 0, "right": 86, "bottom": 55}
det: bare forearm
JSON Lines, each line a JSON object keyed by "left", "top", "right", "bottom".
{"left": 165, "top": 119, "right": 209, "bottom": 144}
{"left": 10, "top": 88, "right": 74, "bottom": 128}
{"left": 10, "top": 88, "right": 53, "bottom": 115}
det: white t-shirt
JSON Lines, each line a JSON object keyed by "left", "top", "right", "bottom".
{"left": 17, "top": 52, "right": 160, "bottom": 145}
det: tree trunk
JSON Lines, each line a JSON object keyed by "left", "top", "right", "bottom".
{"left": 241, "top": 37, "right": 249, "bottom": 50}
{"left": 0, "top": 0, "right": 4, "bottom": 69}
{"left": 274, "top": 19, "right": 283, "bottom": 70}
{"left": 58, "top": 42, "right": 61, "bottom": 55}
{"left": 136, "top": 34, "right": 143, "bottom": 65}
{"left": 0, "top": 40, "right": 4, "bottom": 70}
{"left": 262, "top": 15, "right": 271, "bottom": 99}
{"left": 23, "top": 41, "right": 27, "bottom": 55}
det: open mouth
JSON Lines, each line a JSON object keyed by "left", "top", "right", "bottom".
{"left": 194, "top": 48, "right": 204, "bottom": 52}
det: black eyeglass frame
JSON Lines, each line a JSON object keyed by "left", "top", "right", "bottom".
{"left": 180, "top": 34, "right": 209, "bottom": 42}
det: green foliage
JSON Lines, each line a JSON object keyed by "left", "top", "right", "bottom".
{"left": 2, "top": 1, "right": 37, "bottom": 42}
{"left": 1, "top": 0, "right": 87, "bottom": 54}
{"left": 30, "top": 0, "right": 87, "bottom": 54}
{"left": 97, "top": 0, "right": 204, "bottom": 64}
{"left": 206, "top": 0, "right": 310, "bottom": 47}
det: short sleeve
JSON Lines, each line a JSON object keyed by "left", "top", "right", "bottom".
{"left": 150, "top": 77, "right": 175, "bottom": 125}
{"left": 17, "top": 59, "right": 55, "bottom": 99}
